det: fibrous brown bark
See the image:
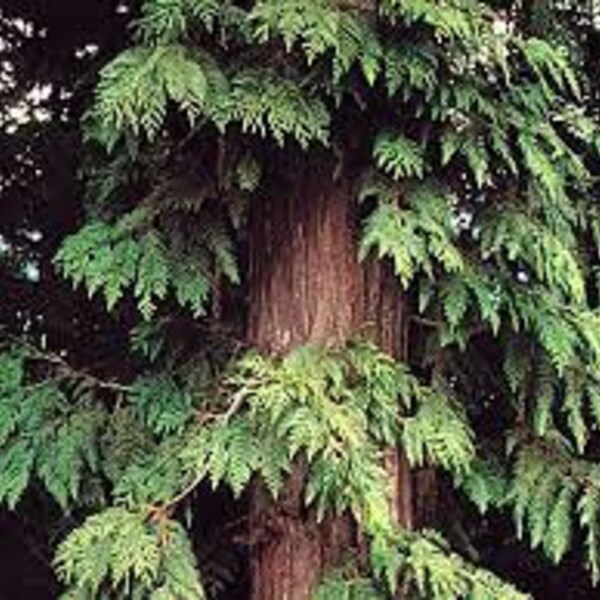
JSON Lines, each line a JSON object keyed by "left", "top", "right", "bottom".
{"left": 247, "top": 153, "right": 412, "bottom": 600}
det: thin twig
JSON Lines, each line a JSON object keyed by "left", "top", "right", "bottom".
{"left": 8, "top": 336, "right": 132, "bottom": 393}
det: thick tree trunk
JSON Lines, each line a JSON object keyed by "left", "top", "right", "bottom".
{"left": 247, "top": 153, "right": 412, "bottom": 600}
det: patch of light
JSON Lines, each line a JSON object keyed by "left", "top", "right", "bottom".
{"left": 26, "top": 83, "right": 53, "bottom": 103}
{"left": 11, "top": 18, "right": 35, "bottom": 38}
{"left": 0, "top": 60, "right": 16, "bottom": 93}
{"left": 22, "top": 261, "right": 40, "bottom": 283}
{"left": 0, "top": 234, "right": 10, "bottom": 254}
{"left": 7, "top": 103, "right": 30, "bottom": 124}
{"left": 23, "top": 229, "right": 43, "bottom": 243}
{"left": 32, "top": 107, "right": 51, "bottom": 122}
{"left": 492, "top": 10, "right": 513, "bottom": 37}
{"left": 74, "top": 44, "right": 99, "bottom": 59}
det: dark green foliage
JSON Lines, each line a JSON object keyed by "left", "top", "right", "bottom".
{"left": 0, "top": 350, "right": 106, "bottom": 510}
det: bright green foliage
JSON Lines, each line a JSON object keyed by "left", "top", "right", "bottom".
{"left": 456, "top": 458, "right": 509, "bottom": 515}
{"left": 360, "top": 183, "right": 463, "bottom": 286}
{"left": 380, "top": 0, "right": 490, "bottom": 46}
{"left": 136, "top": 0, "right": 221, "bottom": 43}
{"left": 400, "top": 531, "right": 529, "bottom": 600}
{"left": 228, "top": 70, "right": 330, "bottom": 147}
{"left": 480, "top": 207, "right": 585, "bottom": 303}
{"left": 5, "top": 0, "right": 600, "bottom": 598}
{"left": 56, "top": 196, "right": 238, "bottom": 318}
{"left": 131, "top": 374, "right": 195, "bottom": 435}
{"left": 507, "top": 439, "right": 600, "bottom": 576}
{"left": 207, "top": 344, "right": 473, "bottom": 519}
{"left": 373, "top": 133, "right": 425, "bottom": 180}
{"left": 11, "top": 341, "right": 479, "bottom": 596}
{"left": 55, "top": 507, "right": 205, "bottom": 599}
{"left": 370, "top": 529, "right": 529, "bottom": 600}
{"left": 92, "top": 46, "right": 328, "bottom": 150}
{"left": 157, "top": 342, "right": 503, "bottom": 593}
{"left": 93, "top": 45, "right": 210, "bottom": 142}
{"left": 402, "top": 389, "right": 474, "bottom": 476}
{"left": 517, "top": 37, "right": 581, "bottom": 98}
{"left": 251, "top": 0, "right": 382, "bottom": 83}
{"left": 384, "top": 43, "right": 438, "bottom": 99}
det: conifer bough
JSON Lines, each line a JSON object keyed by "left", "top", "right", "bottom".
{"left": 3, "top": 0, "right": 600, "bottom": 598}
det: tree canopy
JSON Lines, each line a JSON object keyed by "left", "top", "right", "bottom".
{"left": 3, "top": 0, "right": 600, "bottom": 598}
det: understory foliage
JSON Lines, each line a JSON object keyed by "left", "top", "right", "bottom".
{"left": 4, "top": 0, "right": 600, "bottom": 598}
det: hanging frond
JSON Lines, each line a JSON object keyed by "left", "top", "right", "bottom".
{"left": 55, "top": 508, "right": 206, "bottom": 599}
{"left": 360, "top": 184, "right": 463, "bottom": 287}
{"left": 92, "top": 45, "right": 217, "bottom": 144}
{"left": 228, "top": 70, "right": 330, "bottom": 147}
{"left": 481, "top": 207, "right": 585, "bottom": 303}
{"left": 370, "top": 528, "right": 530, "bottom": 600}
{"left": 508, "top": 438, "right": 600, "bottom": 579}
{"left": 55, "top": 200, "right": 238, "bottom": 319}
{"left": 250, "top": 0, "right": 383, "bottom": 84}
{"left": 136, "top": 0, "right": 220, "bottom": 43}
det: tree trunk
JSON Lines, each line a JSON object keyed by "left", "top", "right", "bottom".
{"left": 247, "top": 152, "right": 412, "bottom": 600}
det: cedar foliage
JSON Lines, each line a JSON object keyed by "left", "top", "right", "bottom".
{"left": 4, "top": 0, "right": 600, "bottom": 598}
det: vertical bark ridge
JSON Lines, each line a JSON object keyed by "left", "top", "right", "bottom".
{"left": 247, "top": 154, "right": 413, "bottom": 600}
